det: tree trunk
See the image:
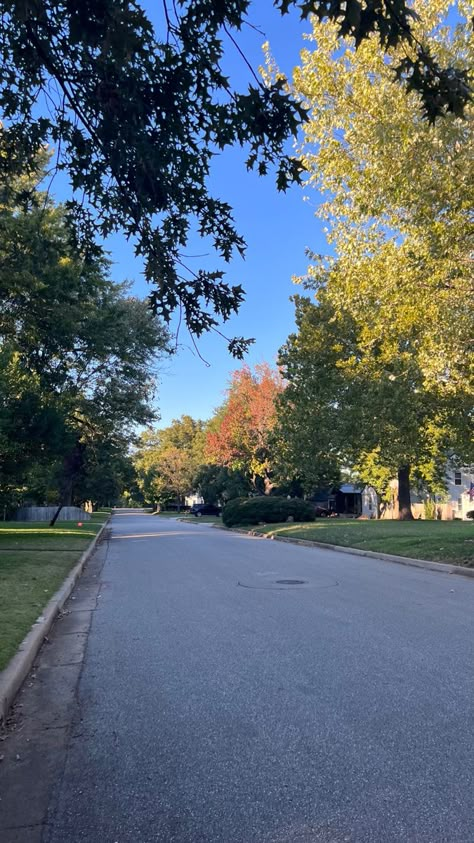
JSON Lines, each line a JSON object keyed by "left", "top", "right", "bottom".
{"left": 263, "top": 475, "right": 276, "bottom": 496}
{"left": 375, "top": 492, "right": 382, "bottom": 519}
{"left": 49, "top": 443, "right": 84, "bottom": 526}
{"left": 397, "top": 466, "right": 414, "bottom": 520}
{"left": 49, "top": 504, "right": 63, "bottom": 527}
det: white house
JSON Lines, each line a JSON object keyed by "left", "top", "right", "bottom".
{"left": 442, "top": 464, "right": 474, "bottom": 520}
{"left": 360, "top": 485, "right": 380, "bottom": 518}
{"left": 184, "top": 492, "right": 204, "bottom": 508}
{"left": 360, "top": 465, "right": 474, "bottom": 520}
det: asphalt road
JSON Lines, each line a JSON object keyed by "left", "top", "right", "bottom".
{"left": 46, "top": 512, "right": 474, "bottom": 842}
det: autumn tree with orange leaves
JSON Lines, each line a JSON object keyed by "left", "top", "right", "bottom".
{"left": 205, "top": 364, "right": 283, "bottom": 495}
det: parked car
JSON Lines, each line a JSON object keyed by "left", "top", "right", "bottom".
{"left": 190, "top": 503, "right": 221, "bottom": 517}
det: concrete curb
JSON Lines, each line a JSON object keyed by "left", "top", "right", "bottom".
{"left": 0, "top": 517, "right": 111, "bottom": 724}
{"left": 225, "top": 525, "right": 474, "bottom": 579}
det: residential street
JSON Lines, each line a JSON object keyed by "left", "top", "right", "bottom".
{"left": 12, "top": 512, "right": 474, "bottom": 841}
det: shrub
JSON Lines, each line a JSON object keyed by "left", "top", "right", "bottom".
{"left": 222, "top": 496, "right": 315, "bottom": 527}
{"left": 221, "top": 497, "right": 248, "bottom": 526}
{"left": 423, "top": 499, "right": 437, "bottom": 520}
{"left": 467, "top": 510, "right": 474, "bottom": 520}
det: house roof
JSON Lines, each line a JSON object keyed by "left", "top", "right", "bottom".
{"left": 338, "top": 483, "right": 363, "bottom": 494}
{"left": 310, "top": 483, "right": 367, "bottom": 501}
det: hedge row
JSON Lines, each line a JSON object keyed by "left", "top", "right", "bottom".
{"left": 222, "top": 496, "right": 315, "bottom": 527}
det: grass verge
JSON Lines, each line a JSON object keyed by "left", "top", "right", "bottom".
{"left": 0, "top": 514, "right": 108, "bottom": 670}
{"left": 239, "top": 519, "right": 474, "bottom": 567}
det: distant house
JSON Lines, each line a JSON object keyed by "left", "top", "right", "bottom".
{"left": 441, "top": 465, "right": 474, "bottom": 520}
{"left": 334, "top": 484, "right": 378, "bottom": 517}
{"left": 332, "top": 483, "right": 365, "bottom": 516}
{"left": 359, "top": 486, "right": 379, "bottom": 518}
{"left": 377, "top": 465, "right": 474, "bottom": 521}
{"left": 185, "top": 492, "right": 204, "bottom": 508}
{"left": 308, "top": 484, "right": 378, "bottom": 517}
{"left": 309, "top": 465, "right": 474, "bottom": 520}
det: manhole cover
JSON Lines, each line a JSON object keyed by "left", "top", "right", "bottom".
{"left": 237, "top": 573, "right": 338, "bottom": 590}
{"left": 275, "top": 579, "right": 306, "bottom": 585}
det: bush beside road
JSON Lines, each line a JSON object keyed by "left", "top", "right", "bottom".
{"left": 223, "top": 496, "right": 315, "bottom": 527}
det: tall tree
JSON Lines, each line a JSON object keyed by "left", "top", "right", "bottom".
{"left": 0, "top": 346, "right": 69, "bottom": 510}
{"left": 275, "top": 2, "right": 474, "bottom": 517}
{"left": 50, "top": 288, "right": 170, "bottom": 510}
{"left": 277, "top": 295, "right": 470, "bottom": 517}
{"left": 206, "top": 363, "right": 283, "bottom": 493}
{"left": 134, "top": 416, "right": 207, "bottom": 509}
{"left": 286, "top": 0, "right": 473, "bottom": 373}
{"left": 194, "top": 464, "right": 251, "bottom": 504}
{"left": 0, "top": 180, "right": 171, "bottom": 509}
{"left": 78, "top": 445, "right": 137, "bottom": 509}
{"left": 0, "top": 1, "right": 469, "bottom": 353}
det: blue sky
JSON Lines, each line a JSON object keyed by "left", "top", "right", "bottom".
{"left": 56, "top": 7, "right": 327, "bottom": 426}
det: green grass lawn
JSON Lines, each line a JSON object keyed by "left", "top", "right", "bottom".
{"left": 243, "top": 519, "right": 474, "bottom": 567}
{"left": 0, "top": 514, "right": 109, "bottom": 671}
{"left": 90, "top": 510, "right": 112, "bottom": 523}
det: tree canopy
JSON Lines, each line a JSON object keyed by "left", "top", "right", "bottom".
{"left": 206, "top": 363, "right": 283, "bottom": 493}
{"left": 0, "top": 171, "right": 171, "bottom": 509}
{"left": 133, "top": 365, "right": 285, "bottom": 508}
{"left": 194, "top": 464, "right": 251, "bottom": 505}
{"left": 0, "top": 0, "right": 470, "bottom": 355}
{"left": 277, "top": 295, "right": 471, "bottom": 518}
{"left": 134, "top": 415, "right": 207, "bottom": 508}
{"left": 275, "top": 0, "right": 474, "bottom": 518}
